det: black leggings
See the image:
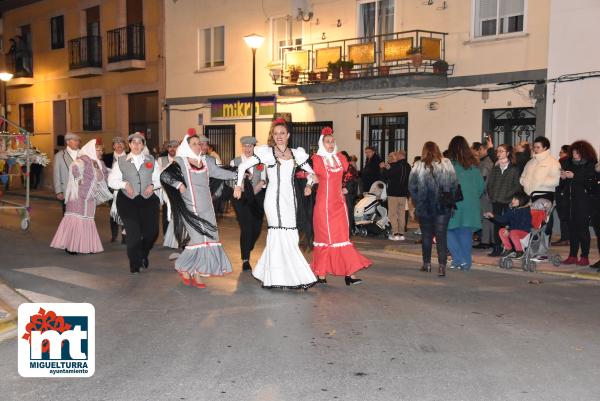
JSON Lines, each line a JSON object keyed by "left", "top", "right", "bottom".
{"left": 568, "top": 215, "right": 591, "bottom": 258}
{"left": 419, "top": 213, "right": 450, "bottom": 266}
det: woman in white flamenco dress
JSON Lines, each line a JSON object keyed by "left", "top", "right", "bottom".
{"left": 234, "top": 118, "right": 317, "bottom": 289}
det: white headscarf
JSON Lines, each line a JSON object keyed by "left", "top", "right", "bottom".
{"left": 316, "top": 132, "right": 340, "bottom": 166}
{"left": 79, "top": 139, "right": 98, "bottom": 161}
{"left": 176, "top": 134, "right": 204, "bottom": 165}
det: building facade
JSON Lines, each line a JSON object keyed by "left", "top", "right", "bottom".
{"left": 1, "top": 0, "right": 165, "bottom": 187}
{"left": 165, "top": 0, "right": 551, "bottom": 165}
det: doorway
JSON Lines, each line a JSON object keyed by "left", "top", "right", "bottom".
{"left": 204, "top": 125, "right": 235, "bottom": 166}
{"left": 482, "top": 108, "right": 537, "bottom": 146}
{"left": 128, "top": 91, "right": 159, "bottom": 153}
{"left": 53, "top": 100, "right": 67, "bottom": 148}
{"left": 361, "top": 113, "right": 408, "bottom": 164}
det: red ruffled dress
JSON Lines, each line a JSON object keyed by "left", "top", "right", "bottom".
{"left": 311, "top": 153, "right": 372, "bottom": 276}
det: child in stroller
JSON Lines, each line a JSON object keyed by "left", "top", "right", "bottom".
{"left": 484, "top": 192, "right": 532, "bottom": 260}
{"left": 353, "top": 180, "right": 391, "bottom": 237}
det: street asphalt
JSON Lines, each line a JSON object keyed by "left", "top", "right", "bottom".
{"left": 0, "top": 196, "right": 599, "bottom": 401}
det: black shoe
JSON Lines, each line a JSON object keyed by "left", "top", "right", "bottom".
{"left": 438, "top": 264, "right": 446, "bottom": 277}
{"left": 499, "top": 249, "right": 515, "bottom": 258}
{"left": 488, "top": 246, "right": 502, "bottom": 257}
{"left": 242, "top": 261, "right": 252, "bottom": 271}
{"left": 512, "top": 251, "right": 524, "bottom": 259}
{"left": 420, "top": 263, "right": 431, "bottom": 272}
{"left": 316, "top": 277, "right": 327, "bottom": 284}
{"left": 473, "top": 243, "right": 491, "bottom": 249}
{"left": 130, "top": 265, "right": 140, "bottom": 274}
{"left": 65, "top": 249, "right": 78, "bottom": 255}
{"left": 590, "top": 260, "right": 600, "bottom": 269}
{"left": 345, "top": 276, "right": 362, "bottom": 286}
{"left": 142, "top": 257, "right": 149, "bottom": 269}
{"left": 121, "top": 235, "right": 127, "bottom": 245}
{"left": 110, "top": 236, "right": 117, "bottom": 243}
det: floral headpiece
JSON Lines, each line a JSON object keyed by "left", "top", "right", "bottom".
{"left": 187, "top": 128, "right": 197, "bottom": 137}
{"left": 321, "top": 127, "right": 333, "bottom": 136}
{"left": 95, "top": 137, "right": 103, "bottom": 145}
{"left": 272, "top": 117, "right": 287, "bottom": 126}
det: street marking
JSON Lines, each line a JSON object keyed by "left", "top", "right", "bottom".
{"left": 15, "top": 289, "right": 69, "bottom": 303}
{"left": 14, "top": 266, "right": 111, "bottom": 290}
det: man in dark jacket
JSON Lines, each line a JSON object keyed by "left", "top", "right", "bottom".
{"left": 361, "top": 146, "right": 382, "bottom": 193}
{"left": 380, "top": 150, "right": 411, "bottom": 240}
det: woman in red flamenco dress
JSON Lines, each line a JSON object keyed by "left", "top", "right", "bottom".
{"left": 311, "top": 127, "right": 372, "bottom": 285}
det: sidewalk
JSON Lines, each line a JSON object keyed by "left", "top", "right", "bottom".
{"left": 374, "top": 230, "right": 600, "bottom": 281}
{"left": 3, "top": 187, "right": 56, "bottom": 202}
{"left": 0, "top": 279, "right": 30, "bottom": 341}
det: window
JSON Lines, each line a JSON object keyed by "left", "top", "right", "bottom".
{"left": 50, "top": 15, "right": 64, "bottom": 49}
{"left": 474, "top": 0, "right": 525, "bottom": 38}
{"left": 19, "top": 104, "right": 34, "bottom": 133}
{"left": 83, "top": 97, "right": 102, "bottom": 131}
{"left": 270, "top": 16, "right": 302, "bottom": 62}
{"left": 198, "top": 25, "right": 225, "bottom": 69}
{"left": 357, "top": 0, "right": 395, "bottom": 39}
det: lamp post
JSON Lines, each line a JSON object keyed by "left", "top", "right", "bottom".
{"left": 0, "top": 72, "right": 13, "bottom": 132}
{"left": 243, "top": 34, "right": 264, "bottom": 138}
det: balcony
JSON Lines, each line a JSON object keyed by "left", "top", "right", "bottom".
{"left": 68, "top": 36, "right": 102, "bottom": 78}
{"left": 272, "top": 30, "right": 453, "bottom": 96}
{"left": 5, "top": 51, "right": 34, "bottom": 87}
{"left": 107, "top": 24, "right": 146, "bottom": 72}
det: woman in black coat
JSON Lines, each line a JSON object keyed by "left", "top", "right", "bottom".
{"left": 557, "top": 141, "right": 598, "bottom": 267}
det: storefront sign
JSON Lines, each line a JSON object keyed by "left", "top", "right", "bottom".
{"left": 211, "top": 96, "right": 276, "bottom": 121}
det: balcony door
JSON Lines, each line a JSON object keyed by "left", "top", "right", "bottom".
{"left": 127, "top": 0, "right": 143, "bottom": 25}
{"left": 357, "top": 0, "right": 395, "bottom": 39}
{"left": 129, "top": 91, "right": 159, "bottom": 153}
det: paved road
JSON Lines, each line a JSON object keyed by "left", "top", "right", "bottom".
{"left": 0, "top": 197, "right": 599, "bottom": 401}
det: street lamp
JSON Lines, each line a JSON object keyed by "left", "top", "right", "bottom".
{"left": 0, "top": 72, "right": 13, "bottom": 132}
{"left": 243, "top": 34, "right": 264, "bottom": 138}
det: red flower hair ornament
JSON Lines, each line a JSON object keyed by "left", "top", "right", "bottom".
{"left": 272, "top": 117, "right": 287, "bottom": 126}
{"left": 187, "top": 128, "right": 197, "bottom": 137}
{"left": 321, "top": 127, "right": 333, "bottom": 136}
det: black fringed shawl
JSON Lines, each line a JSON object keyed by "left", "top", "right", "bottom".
{"left": 160, "top": 162, "right": 217, "bottom": 246}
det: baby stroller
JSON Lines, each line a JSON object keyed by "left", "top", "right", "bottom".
{"left": 499, "top": 191, "right": 562, "bottom": 271}
{"left": 353, "top": 181, "right": 391, "bottom": 237}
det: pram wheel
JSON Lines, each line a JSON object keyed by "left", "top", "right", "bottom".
{"left": 499, "top": 258, "right": 513, "bottom": 269}
{"left": 551, "top": 254, "right": 561, "bottom": 267}
{"left": 523, "top": 259, "right": 537, "bottom": 272}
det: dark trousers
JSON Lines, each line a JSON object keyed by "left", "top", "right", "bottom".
{"left": 117, "top": 193, "right": 160, "bottom": 269}
{"left": 568, "top": 215, "right": 591, "bottom": 258}
{"left": 233, "top": 197, "right": 264, "bottom": 261}
{"left": 419, "top": 213, "right": 450, "bottom": 266}
{"left": 491, "top": 202, "right": 510, "bottom": 246}
{"left": 161, "top": 203, "right": 169, "bottom": 236}
{"left": 593, "top": 214, "right": 600, "bottom": 255}
{"left": 110, "top": 215, "right": 120, "bottom": 240}
{"left": 559, "top": 218, "right": 570, "bottom": 241}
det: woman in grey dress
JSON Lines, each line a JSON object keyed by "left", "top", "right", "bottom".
{"left": 160, "top": 131, "right": 237, "bottom": 288}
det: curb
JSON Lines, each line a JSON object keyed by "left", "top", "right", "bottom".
{"left": 381, "top": 245, "right": 600, "bottom": 282}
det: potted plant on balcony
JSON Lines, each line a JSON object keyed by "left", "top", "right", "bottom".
{"left": 288, "top": 65, "right": 302, "bottom": 83}
{"left": 378, "top": 64, "right": 391, "bottom": 76}
{"left": 407, "top": 46, "right": 423, "bottom": 68}
{"left": 340, "top": 60, "right": 354, "bottom": 78}
{"left": 432, "top": 59, "right": 449, "bottom": 75}
{"left": 307, "top": 71, "right": 318, "bottom": 82}
{"left": 327, "top": 60, "right": 342, "bottom": 80}
{"left": 319, "top": 71, "right": 329, "bottom": 81}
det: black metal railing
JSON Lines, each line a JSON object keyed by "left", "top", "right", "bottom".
{"left": 5, "top": 50, "right": 34, "bottom": 78}
{"left": 107, "top": 24, "right": 145, "bottom": 63}
{"left": 275, "top": 29, "right": 452, "bottom": 85}
{"left": 290, "top": 121, "right": 333, "bottom": 154}
{"left": 68, "top": 36, "right": 102, "bottom": 69}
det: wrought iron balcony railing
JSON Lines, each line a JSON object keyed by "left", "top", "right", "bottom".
{"left": 107, "top": 24, "right": 145, "bottom": 63}
{"left": 69, "top": 35, "right": 102, "bottom": 69}
{"left": 273, "top": 29, "right": 452, "bottom": 85}
{"left": 5, "top": 50, "right": 34, "bottom": 78}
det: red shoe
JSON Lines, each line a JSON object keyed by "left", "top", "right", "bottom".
{"left": 177, "top": 272, "right": 192, "bottom": 286}
{"left": 576, "top": 257, "right": 590, "bottom": 266}
{"left": 192, "top": 278, "right": 206, "bottom": 288}
{"left": 561, "top": 256, "right": 578, "bottom": 265}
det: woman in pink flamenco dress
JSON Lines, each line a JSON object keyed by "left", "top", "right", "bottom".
{"left": 51, "top": 139, "right": 112, "bottom": 254}
{"left": 311, "top": 127, "right": 372, "bottom": 285}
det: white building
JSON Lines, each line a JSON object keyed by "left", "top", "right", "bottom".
{"left": 165, "top": 0, "right": 552, "bottom": 165}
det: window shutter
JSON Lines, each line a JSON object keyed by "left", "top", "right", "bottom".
{"left": 500, "top": 0, "right": 524, "bottom": 17}
{"left": 478, "top": 0, "right": 498, "bottom": 19}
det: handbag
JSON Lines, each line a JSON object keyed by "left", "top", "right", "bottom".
{"left": 432, "top": 168, "right": 462, "bottom": 209}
